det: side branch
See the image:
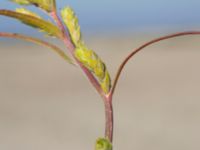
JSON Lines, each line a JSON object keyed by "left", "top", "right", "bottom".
{"left": 0, "top": 32, "right": 74, "bottom": 64}
{"left": 50, "top": 9, "right": 105, "bottom": 98}
{"left": 110, "top": 31, "right": 200, "bottom": 96}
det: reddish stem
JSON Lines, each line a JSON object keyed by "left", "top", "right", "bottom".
{"left": 50, "top": 11, "right": 200, "bottom": 144}
{"left": 50, "top": 9, "right": 114, "bottom": 142}
{"left": 50, "top": 10, "right": 74, "bottom": 51}
{"left": 110, "top": 31, "right": 200, "bottom": 97}
{"left": 50, "top": 9, "right": 114, "bottom": 143}
{"left": 104, "top": 95, "right": 114, "bottom": 142}
{"left": 50, "top": 9, "right": 105, "bottom": 98}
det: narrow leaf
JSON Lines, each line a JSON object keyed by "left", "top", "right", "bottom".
{"left": 10, "top": 0, "right": 30, "bottom": 5}
{"left": 16, "top": 8, "right": 41, "bottom": 19}
{"left": 30, "top": 0, "right": 56, "bottom": 12}
{"left": 0, "top": 32, "right": 74, "bottom": 65}
{"left": 61, "top": 7, "right": 82, "bottom": 47}
{"left": 11, "top": 0, "right": 56, "bottom": 12}
{"left": 0, "top": 9, "right": 63, "bottom": 38}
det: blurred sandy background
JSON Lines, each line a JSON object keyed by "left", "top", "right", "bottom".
{"left": 0, "top": 33, "right": 200, "bottom": 150}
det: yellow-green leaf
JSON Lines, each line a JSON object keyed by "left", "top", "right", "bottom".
{"left": 61, "top": 7, "right": 82, "bottom": 47}
{"left": 11, "top": 0, "right": 56, "bottom": 12}
{"left": 0, "top": 9, "right": 62, "bottom": 38}
{"left": 16, "top": 8, "right": 41, "bottom": 19}
{"left": 29, "top": 0, "right": 56, "bottom": 12}
{"left": 10, "top": 0, "right": 30, "bottom": 5}
{"left": 75, "top": 45, "right": 112, "bottom": 94}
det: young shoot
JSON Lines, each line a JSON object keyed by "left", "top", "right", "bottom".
{"left": 0, "top": 0, "right": 200, "bottom": 150}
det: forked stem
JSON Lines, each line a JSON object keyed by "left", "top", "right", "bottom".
{"left": 2, "top": 3, "right": 200, "bottom": 148}
{"left": 50, "top": 7, "right": 114, "bottom": 144}
{"left": 50, "top": 8, "right": 105, "bottom": 98}
{"left": 52, "top": 10, "right": 200, "bottom": 144}
{"left": 110, "top": 31, "right": 200, "bottom": 97}
{"left": 50, "top": 3, "right": 200, "bottom": 146}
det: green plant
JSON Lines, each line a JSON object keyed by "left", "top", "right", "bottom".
{"left": 0, "top": 1, "right": 200, "bottom": 150}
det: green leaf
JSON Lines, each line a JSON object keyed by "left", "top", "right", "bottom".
{"left": 0, "top": 32, "right": 74, "bottom": 65}
{"left": 29, "top": 0, "right": 56, "bottom": 12}
{"left": 16, "top": 8, "right": 41, "bottom": 19}
{"left": 61, "top": 7, "right": 82, "bottom": 47}
{"left": 0, "top": 9, "right": 62, "bottom": 38}
{"left": 95, "top": 138, "right": 112, "bottom": 150}
{"left": 10, "top": 0, "right": 30, "bottom": 5}
{"left": 75, "top": 44, "right": 112, "bottom": 94}
{"left": 11, "top": 0, "right": 56, "bottom": 12}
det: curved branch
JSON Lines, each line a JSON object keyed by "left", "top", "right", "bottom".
{"left": 110, "top": 31, "right": 200, "bottom": 97}
{"left": 0, "top": 32, "right": 74, "bottom": 65}
{"left": 50, "top": 9, "right": 106, "bottom": 99}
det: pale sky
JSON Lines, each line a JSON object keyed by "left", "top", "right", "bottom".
{"left": 0, "top": 0, "right": 200, "bottom": 34}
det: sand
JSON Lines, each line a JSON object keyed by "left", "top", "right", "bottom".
{"left": 0, "top": 34, "right": 200, "bottom": 150}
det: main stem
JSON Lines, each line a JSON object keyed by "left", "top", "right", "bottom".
{"left": 51, "top": 9, "right": 113, "bottom": 142}
{"left": 104, "top": 95, "right": 114, "bottom": 142}
{"left": 51, "top": 8, "right": 200, "bottom": 145}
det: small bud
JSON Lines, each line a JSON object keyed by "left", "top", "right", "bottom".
{"left": 101, "top": 71, "right": 111, "bottom": 94}
{"left": 95, "top": 138, "right": 112, "bottom": 150}
{"left": 94, "top": 60, "right": 105, "bottom": 80}
{"left": 75, "top": 46, "right": 93, "bottom": 68}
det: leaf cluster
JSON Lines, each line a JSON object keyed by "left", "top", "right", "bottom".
{"left": 0, "top": 0, "right": 112, "bottom": 94}
{"left": 0, "top": 0, "right": 73, "bottom": 63}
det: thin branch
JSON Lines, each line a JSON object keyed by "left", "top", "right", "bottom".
{"left": 50, "top": 8, "right": 106, "bottom": 98}
{"left": 0, "top": 32, "right": 74, "bottom": 64}
{"left": 110, "top": 31, "right": 200, "bottom": 97}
